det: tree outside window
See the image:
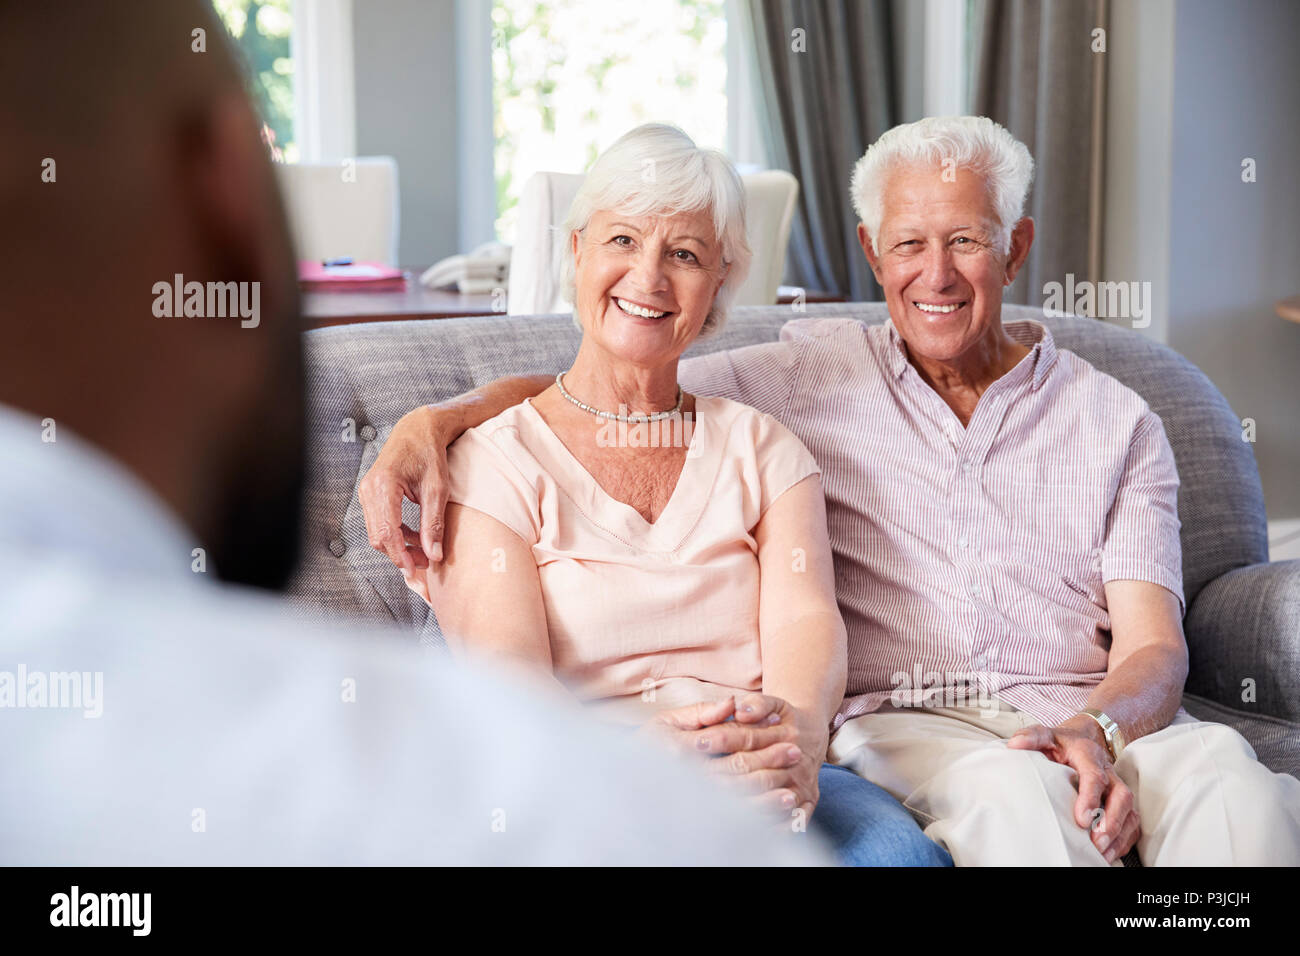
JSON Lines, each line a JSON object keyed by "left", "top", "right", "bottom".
{"left": 492, "top": 0, "right": 727, "bottom": 242}
{"left": 212, "top": 0, "right": 297, "bottom": 163}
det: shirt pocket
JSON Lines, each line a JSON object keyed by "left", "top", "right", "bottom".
{"left": 1007, "top": 469, "right": 1111, "bottom": 583}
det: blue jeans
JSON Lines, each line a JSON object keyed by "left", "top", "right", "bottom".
{"left": 812, "top": 763, "right": 952, "bottom": 866}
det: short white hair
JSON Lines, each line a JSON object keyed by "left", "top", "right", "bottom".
{"left": 559, "top": 123, "right": 751, "bottom": 337}
{"left": 850, "top": 115, "right": 1034, "bottom": 255}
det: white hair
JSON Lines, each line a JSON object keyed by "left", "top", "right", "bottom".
{"left": 850, "top": 115, "right": 1034, "bottom": 256}
{"left": 559, "top": 123, "right": 751, "bottom": 337}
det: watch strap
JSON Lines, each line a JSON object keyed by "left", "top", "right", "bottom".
{"left": 1081, "top": 708, "right": 1126, "bottom": 761}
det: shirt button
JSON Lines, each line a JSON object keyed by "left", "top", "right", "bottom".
{"left": 958, "top": 537, "right": 969, "bottom": 550}
{"left": 328, "top": 537, "right": 346, "bottom": 557}
{"left": 359, "top": 424, "right": 378, "bottom": 442}
{"left": 970, "top": 583, "right": 980, "bottom": 596}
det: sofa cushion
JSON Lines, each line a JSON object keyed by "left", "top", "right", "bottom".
{"left": 1181, "top": 694, "right": 1300, "bottom": 778}
{"left": 289, "top": 302, "right": 1296, "bottom": 778}
{"left": 292, "top": 302, "right": 1266, "bottom": 632}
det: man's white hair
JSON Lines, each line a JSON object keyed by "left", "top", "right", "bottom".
{"left": 850, "top": 115, "right": 1034, "bottom": 256}
{"left": 560, "top": 123, "right": 751, "bottom": 337}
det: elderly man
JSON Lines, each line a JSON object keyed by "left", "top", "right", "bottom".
{"left": 363, "top": 116, "right": 1300, "bottom": 865}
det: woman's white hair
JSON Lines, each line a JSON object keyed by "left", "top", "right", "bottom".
{"left": 850, "top": 115, "right": 1034, "bottom": 256}
{"left": 559, "top": 123, "right": 751, "bottom": 337}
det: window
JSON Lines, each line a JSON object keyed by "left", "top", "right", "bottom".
{"left": 491, "top": 0, "right": 728, "bottom": 242}
{"left": 213, "top": 0, "right": 297, "bottom": 162}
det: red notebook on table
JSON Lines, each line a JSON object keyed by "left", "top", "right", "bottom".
{"left": 298, "top": 260, "right": 407, "bottom": 291}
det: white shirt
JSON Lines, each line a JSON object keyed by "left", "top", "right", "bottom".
{"left": 680, "top": 318, "right": 1183, "bottom": 728}
{"left": 0, "top": 405, "right": 826, "bottom": 865}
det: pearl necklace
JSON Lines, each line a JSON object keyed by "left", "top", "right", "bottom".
{"left": 554, "top": 372, "right": 684, "bottom": 423}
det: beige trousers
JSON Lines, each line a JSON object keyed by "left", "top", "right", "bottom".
{"left": 828, "top": 700, "right": 1300, "bottom": 866}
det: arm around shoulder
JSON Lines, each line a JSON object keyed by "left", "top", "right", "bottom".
{"left": 359, "top": 373, "right": 553, "bottom": 571}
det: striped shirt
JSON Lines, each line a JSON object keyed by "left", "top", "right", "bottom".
{"left": 679, "top": 318, "right": 1183, "bottom": 729}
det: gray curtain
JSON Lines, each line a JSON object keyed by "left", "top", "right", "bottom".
{"left": 970, "top": 0, "right": 1110, "bottom": 306}
{"left": 740, "top": 0, "right": 899, "bottom": 300}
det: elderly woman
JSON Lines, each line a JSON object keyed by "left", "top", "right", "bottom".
{"left": 401, "top": 124, "right": 948, "bottom": 866}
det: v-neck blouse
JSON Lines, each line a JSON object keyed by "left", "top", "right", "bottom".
{"left": 444, "top": 394, "right": 821, "bottom": 721}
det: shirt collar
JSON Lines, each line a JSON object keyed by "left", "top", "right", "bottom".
{"left": 1006, "top": 319, "right": 1058, "bottom": 390}
{"left": 883, "top": 319, "right": 911, "bottom": 378}
{"left": 0, "top": 403, "right": 200, "bottom": 583}
{"left": 883, "top": 316, "right": 1058, "bottom": 390}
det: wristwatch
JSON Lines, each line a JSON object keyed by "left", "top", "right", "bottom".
{"left": 1081, "top": 709, "right": 1127, "bottom": 762}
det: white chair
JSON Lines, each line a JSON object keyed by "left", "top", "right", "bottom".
{"left": 507, "top": 169, "right": 799, "bottom": 315}
{"left": 276, "top": 157, "right": 401, "bottom": 266}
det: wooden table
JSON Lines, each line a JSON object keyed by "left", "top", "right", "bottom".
{"left": 302, "top": 273, "right": 844, "bottom": 330}
{"left": 302, "top": 276, "right": 500, "bottom": 329}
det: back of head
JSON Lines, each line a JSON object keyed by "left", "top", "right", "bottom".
{"left": 0, "top": 0, "right": 305, "bottom": 589}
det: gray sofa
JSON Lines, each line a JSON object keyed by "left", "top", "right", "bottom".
{"left": 289, "top": 302, "right": 1299, "bottom": 779}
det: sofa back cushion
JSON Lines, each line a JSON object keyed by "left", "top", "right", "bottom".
{"left": 291, "top": 303, "right": 1267, "bottom": 643}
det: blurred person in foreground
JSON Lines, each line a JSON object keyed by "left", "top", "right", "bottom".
{"left": 364, "top": 116, "right": 1300, "bottom": 866}
{"left": 0, "top": 0, "right": 826, "bottom": 866}
{"left": 398, "top": 122, "right": 951, "bottom": 867}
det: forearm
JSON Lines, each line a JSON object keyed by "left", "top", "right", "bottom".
{"left": 451, "top": 637, "right": 575, "bottom": 698}
{"left": 427, "top": 374, "right": 553, "bottom": 442}
{"left": 760, "top": 612, "right": 847, "bottom": 730}
{"left": 1080, "top": 643, "right": 1188, "bottom": 744}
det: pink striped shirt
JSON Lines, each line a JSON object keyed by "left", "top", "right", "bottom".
{"left": 679, "top": 318, "right": 1183, "bottom": 729}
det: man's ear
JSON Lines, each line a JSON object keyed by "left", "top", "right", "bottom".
{"left": 177, "top": 91, "right": 295, "bottom": 320}
{"left": 1003, "top": 216, "right": 1035, "bottom": 286}
{"left": 858, "top": 222, "right": 883, "bottom": 282}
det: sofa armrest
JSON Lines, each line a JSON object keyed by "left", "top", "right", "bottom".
{"left": 1183, "top": 560, "right": 1300, "bottom": 722}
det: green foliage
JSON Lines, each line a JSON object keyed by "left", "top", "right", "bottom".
{"left": 212, "top": 0, "right": 296, "bottom": 162}
{"left": 492, "top": 0, "right": 727, "bottom": 241}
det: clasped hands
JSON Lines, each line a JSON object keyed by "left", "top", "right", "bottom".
{"left": 643, "top": 693, "right": 826, "bottom": 825}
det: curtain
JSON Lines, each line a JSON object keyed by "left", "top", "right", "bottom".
{"left": 739, "top": 0, "right": 900, "bottom": 300}
{"left": 970, "top": 0, "right": 1110, "bottom": 306}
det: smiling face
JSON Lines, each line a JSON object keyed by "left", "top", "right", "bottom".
{"left": 571, "top": 207, "right": 727, "bottom": 368}
{"left": 860, "top": 162, "right": 1032, "bottom": 368}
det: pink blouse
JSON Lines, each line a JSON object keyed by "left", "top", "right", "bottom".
{"left": 442, "top": 395, "right": 821, "bottom": 723}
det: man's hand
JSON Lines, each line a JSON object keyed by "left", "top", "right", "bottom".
{"left": 1008, "top": 717, "right": 1140, "bottom": 863}
{"left": 359, "top": 405, "right": 450, "bottom": 575}
{"left": 643, "top": 694, "right": 824, "bottom": 821}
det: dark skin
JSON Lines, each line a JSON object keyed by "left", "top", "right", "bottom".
{"left": 0, "top": 0, "right": 305, "bottom": 589}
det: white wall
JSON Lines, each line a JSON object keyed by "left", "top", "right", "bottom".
{"left": 1102, "top": 0, "right": 1175, "bottom": 346}
{"left": 351, "top": 0, "right": 462, "bottom": 266}
{"left": 1103, "top": 0, "right": 1300, "bottom": 522}
{"left": 1167, "top": 0, "right": 1300, "bottom": 521}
